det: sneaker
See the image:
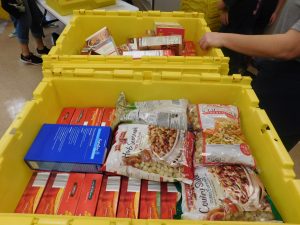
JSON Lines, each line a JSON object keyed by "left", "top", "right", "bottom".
{"left": 20, "top": 53, "right": 43, "bottom": 65}
{"left": 37, "top": 46, "right": 50, "bottom": 55}
{"left": 8, "top": 29, "right": 17, "bottom": 38}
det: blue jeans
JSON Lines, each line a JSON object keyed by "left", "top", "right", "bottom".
{"left": 16, "top": 0, "right": 43, "bottom": 44}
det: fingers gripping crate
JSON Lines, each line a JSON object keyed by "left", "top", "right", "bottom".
{"left": 48, "top": 10, "right": 229, "bottom": 75}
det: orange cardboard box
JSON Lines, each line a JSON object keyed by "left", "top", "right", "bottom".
{"left": 70, "top": 108, "right": 88, "bottom": 125}
{"left": 160, "top": 182, "right": 180, "bottom": 219}
{"left": 75, "top": 174, "right": 103, "bottom": 216}
{"left": 36, "top": 173, "right": 70, "bottom": 215}
{"left": 96, "top": 175, "right": 121, "bottom": 217}
{"left": 57, "top": 173, "right": 85, "bottom": 215}
{"left": 87, "top": 108, "right": 104, "bottom": 126}
{"left": 117, "top": 177, "right": 141, "bottom": 219}
{"left": 15, "top": 172, "right": 50, "bottom": 213}
{"left": 182, "top": 41, "right": 196, "bottom": 56}
{"left": 101, "top": 108, "right": 116, "bottom": 127}
{"left": 56, "top": 108, "right": 76, "bottom": 124}
{"left": 139, "top": 180, "right": 161, "bottom": 219}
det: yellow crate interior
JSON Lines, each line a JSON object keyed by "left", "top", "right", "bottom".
{"left": 50, "top": 11, "right": 224, "bottom": 58}
{"left": 0, "top": 73, "right": 299, "bottom": 224}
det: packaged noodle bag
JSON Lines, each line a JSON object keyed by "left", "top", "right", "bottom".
{"left": 176, "top": 165, "right": 277, "bottom": 221}
{"left": 103, "top": 124, "right": 194, "bottom": 184}
{"left": 188, "top": 104, "right": 255, "bottom": 167}
{"left": 113, "top": 92, "right": 188, "bottom": 130}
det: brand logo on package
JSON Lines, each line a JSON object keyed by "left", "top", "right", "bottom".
{"left": 91, "top": 128, "right": 102, "bottom": 159}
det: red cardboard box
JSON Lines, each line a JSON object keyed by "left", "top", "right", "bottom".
{"left": 117, "top": 177, "right": 141, "bottom": 219}
{"left": 56, "top": 108, "right": 76, "bottom": 124}
{"left": 161, "top": 182, "right": 180, "bottom": 219}
{"left": 182, "top": 41, "right": 196, "bottom": 56}
{"left": 70, "top": 108, "right": 88, "bottom": 125}
{"left": 15, "top": 172, "right": 50, "bottom": 213}
{"left": 75, "top": 174, "right": 103, "bottom": 216}
{"left": 101, "top": 108, "right": 116, "bottom": 127}
{"left": 96, "top": 175, "right": 121, "bottom": 217}
{"left": 139, "top": 180, "right": 161, "bottom": 219}
{"left": 57, "top": 173, "right": 85, "bottom": 215}
{"left": 36, "top": 173, "right": 70, "bottom": 215}
{"left": 83, "top": 108, "right": 104, "bottom": 126}
{"left": 155, "top": 22, "right": 185, "bottom": 39}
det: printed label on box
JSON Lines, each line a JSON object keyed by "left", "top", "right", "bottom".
{"left": 56, "top": 108, "right": 76, "bottom": 124}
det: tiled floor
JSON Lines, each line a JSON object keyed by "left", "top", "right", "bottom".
{"left": 0, "top": 20, "right": 61, "bottom": 137}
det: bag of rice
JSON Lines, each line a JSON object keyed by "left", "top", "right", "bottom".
{"left": 188, "top": 104, "right": 255, "bottom": 167}
{"left": 113, "top": 92, "right": 188, "bottom": 130}
{"left": 176, "top": 165, "right": 276, "bottom": 221}
{"left": 103, "top": 124, "right": 194, "bottom": 184}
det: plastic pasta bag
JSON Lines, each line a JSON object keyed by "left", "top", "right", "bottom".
{"left": 113, "top": 92, "right": 188, "bottom": 130}
{"left": 176, "top": 165, "right": 276, "bottom": 221}
{"left": 103, "top": 124, "right": 194, "bottom": 184}
{"left": 188, "top": 104, "right": 255, "bottom": 167}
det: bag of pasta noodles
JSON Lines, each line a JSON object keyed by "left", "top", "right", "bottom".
{"left": 113, "top": 92, "right": 188, "bottom": 130}
{"left": 187, "top": 104, "right": 255, "bottom": 168}
{"left": 176, "top": 165, "right": 278, "bottom": 221}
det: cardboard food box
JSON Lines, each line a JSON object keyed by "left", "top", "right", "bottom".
{"left": 123, "top": 50, "right": 174, "bottom": 59}
{"left": 96, "top": 176, "right": 121, "bottom": 217}
{"left": 56, "top": 108, "right": 76, "bottom": 124}
{"left": 15, "top": 172, "right": 50, "bottom": 213}
{"left": 139, "top": 180, "right": 161, "bottom": 219}
{"left": 24, "top": 124, "right": 112, "bottom": 173}
{"left": 101, "top": 108, "right": 116, "bottom": 127}
{"left": 117, "top": 177, "right": 141, "bottom": 219}
{"left": 155, "top": 22, "right": 185, "bottom": 39}
{"left": 57, "top": 173, "right": 85, "bottom": 215}
{"left": 84, "top": 108, "right": 104, "bottom": 126}
{"left": 75, "top": 174, "right": 103, "bottom": 216}
{"left": 182, "top": 41, "right": 196, "bottom": 56}
{"left": 85, "top": 27, "right": 111, "bottom": 50}
{"left": 137, "top": 35, "right": 183, "bottom": 55}
{"left": 160, "top": 182, "right": 180, "bottom": 219}
{"left": 70, "top": 108, "right": 88, "bottom": 125}
{"left": 36, "top": 173, "right": 70, "bottom": 215}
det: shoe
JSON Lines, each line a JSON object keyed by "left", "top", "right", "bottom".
{"left": 20, "top": 53, "right": 43, "bottom": 65}
{"left": 37, "top": 46, "right": 50, "bottom": 55}
{"left": 8, "top": 29, "right": 17, "bottom": 38}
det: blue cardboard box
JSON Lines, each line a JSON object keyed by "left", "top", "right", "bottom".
{"left": 24, "top": 124, "right": 111, "bottom": 173}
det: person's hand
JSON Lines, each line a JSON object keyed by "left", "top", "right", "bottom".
{"left": 199, "top": 32, "right": 224, "bottom": 50}
{"left": 220, "top": 10, "right": 229, "bottom": 25}
{"left": 269, "top": 12, "right": 278, "bottom": 25}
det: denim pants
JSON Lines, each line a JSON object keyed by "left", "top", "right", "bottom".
{"left": 251, "top": 59, "right": 300, "bottom": 150}
{"left": 16, "top": 0, "right": 43, "bottom": 44}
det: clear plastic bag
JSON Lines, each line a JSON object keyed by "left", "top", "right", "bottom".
{"left": 103, "top": 124, "right": 194, "bottom": 184}
{"left": 176, "top": 165, "right": 275, "bottom": 221}
{"left": 113, "top": 92, "right": 188, "bottom": 130}
{"left": 188, "top": 104, "right": 255, "bottom": 167}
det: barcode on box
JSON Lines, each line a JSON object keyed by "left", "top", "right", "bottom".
{"left": 32, "top": 172, "right": 50, "bottom": 187}
{"left": 127, "top": 178, "right": 141, "bottom": 192}
{"left": 106, "top": 176, "right": 121, "bottom": 192}
{"left": 167, "top": 183, "right": 178, "bottom": 193}
{"left": 148, "top": 181, "right": 160, "bottom": 192}
{"left": 52, "top": 173, "right": 70, "bottom": 188}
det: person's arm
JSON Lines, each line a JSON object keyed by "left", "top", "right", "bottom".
{"left": 269, "top": 0, "right": 286, "bottom": 25}
{"left": 199, "top": 29, "right": 300, "bottom": 60}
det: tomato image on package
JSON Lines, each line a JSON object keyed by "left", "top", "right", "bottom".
{"left": 24, "top": 124, "right": 111, "bottom": 173}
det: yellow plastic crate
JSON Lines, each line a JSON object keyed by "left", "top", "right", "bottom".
{"left": 0, "top": 4, "right": 9, "bottom": 20}
{"left": 49, "top": 10, "right": 229, "bottom": 74}
{"left": 46, "top": 0, "right": 116, "bottom": 16}
{"left": 0, "top": 65, "right": 300, "bottom": 224}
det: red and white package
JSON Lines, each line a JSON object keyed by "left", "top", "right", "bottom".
{"left": 178, "top": 166, "right": 274, "bottom": 221}
{"left": 103, "top": 124, "right": 194, "bottom": 184}
{"left": 161, "top": 182, "right": 181, "bottom": 219}
{"left": 188, "top": 104, "right": 255, "bottom": 167}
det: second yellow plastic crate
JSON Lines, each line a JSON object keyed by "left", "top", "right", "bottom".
{"left": 49, "top": 10, "right": 229, "bottom": 75}
{"left": 46, "top": 0, "right": 116, "bottom": 15}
